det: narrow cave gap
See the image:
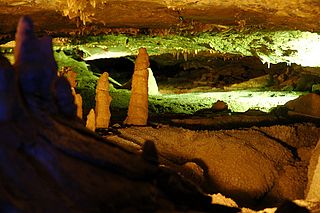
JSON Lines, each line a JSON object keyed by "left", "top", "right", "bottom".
{"left": 86, "top": 57, "right": 135, "bottom": 85}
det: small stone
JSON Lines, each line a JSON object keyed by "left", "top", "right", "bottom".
{"left": 212, "top": 100, "right": 228, "bottom": 111}
{"left": 112, "top": 123, "right": 121, "bottom": 128}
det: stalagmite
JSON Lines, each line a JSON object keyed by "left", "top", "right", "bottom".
{"left": 148, "top": 68, "right": 159, "bottom": 95}
{"left": 14, "top": 16, "right": 58, "bottom": 115}
{"left": 124, "top": 48, "right": 149, "bottom": 126}
{"left": 0, "top": 16, "right": 226, "bottom": 213}
{"left": 86, "top": 108, "right": 96, "bottom": 132}
{"left": 95, "top": 72, "right": 112, "bottom": 129}
{"left": 71, "top": 87, "right": 83, "bottom": 119}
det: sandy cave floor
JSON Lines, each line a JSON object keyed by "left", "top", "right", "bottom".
{"left": 97, "top": 88, "right": 320, "bottom": 210}
{"left": 92, "top": 72, "right": 320, "bottom": 210}
{"left": 102, "top": 121, "right": 320, "bottom": 210}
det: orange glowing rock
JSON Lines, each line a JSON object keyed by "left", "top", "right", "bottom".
{"left": 95, "top": 72, "right": 112, "bottom": 129}
{"left": 306, "top": 139, "right": 320, "bottom": 202}
{"left": 86, "top": 108, "right": 96, "bottom": 132}
{"left": 124, "top": 48, "right": 149, "bottom": 126}
{"left": 71, "top": 88, "right": 83, "bottom": 119}
{"left": 60, "top": 67, "right": 77, "bottom": 88}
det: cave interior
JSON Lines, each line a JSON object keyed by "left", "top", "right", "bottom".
{"left": 0, "top": 0, "right": 320, "bottom": 212}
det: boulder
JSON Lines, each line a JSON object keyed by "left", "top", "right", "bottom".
{"left": 285, "top": 93, "right": 320, "bottom": 117}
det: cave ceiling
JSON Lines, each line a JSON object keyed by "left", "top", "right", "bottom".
{"left": 1, "top": 0, "right": 320, "bottom": 67}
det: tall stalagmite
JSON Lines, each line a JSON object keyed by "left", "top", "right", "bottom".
{"left": 95, "top": 72, "right": 112, "bottom": 129}
{"left": 124, "top": 48, "right": 149, "bottom": 126}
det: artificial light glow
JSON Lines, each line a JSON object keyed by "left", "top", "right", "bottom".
{"left": 144, "top": 91, "right": 304, "bottom": 115}
{"left": 83, "top": 51, "right": 132, "bottom": 60}
{"left": 192, "top": 91, "right": 302, "bottom": 113}
{"left": 287, "top": 33, "right": 320, "bottom": 67}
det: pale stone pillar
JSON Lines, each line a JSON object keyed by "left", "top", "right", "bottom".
{"left": 95, "top": 72, "right": 112, "bottom": 129}
{"left": 306, "top": 139, "right": 320, "bottom": 201}
{"left": 86, "top": 109, "right": 96, "bottom": 132}
{"left": 124, "top": 48, "right": 149, "bottom": 126}
{"left": 147, "top": 68, "right": 159, "bottom": 95}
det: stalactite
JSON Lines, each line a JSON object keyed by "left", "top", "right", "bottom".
{"left": 95, "top": 72, "right": 112, "bottom": 129}
{"left": 124, "top": 48, "right": 149, "bottom": 126}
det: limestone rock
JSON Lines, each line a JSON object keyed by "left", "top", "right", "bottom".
{"left": 306, "top": 139, "right": 320, "bottom": 202}
{"left": 124, "top": 48, "right": 149, "bottom": 126}
{"left": 59, "top": 66, "right": 77, "bottom": 88}
{"left": 312, "top": 84, "right": 320, "bottom": 93}
{"left": 55, "top": 76, "right": 77, "bottom": 117}
{"left": 71, "top": 88, "right": 83, "bottom": 119}
{"left": 14, "top": 16, "right": 58, "bottom": 115}
{"left": 0, "top": 55, "right": 16, "bottom": 122}
{"left": 212, "top": 100, "right": 228, "bottom": 111}
{"left": 148, "top": 68, "right": 159, "bottom": 95}
{"left": 0, "top": 16, "right": 224, "bottom": 213}
{"left": 86, "top": 108, "right": 96, "bottom": 132}
{"left": 285, "top": 93, "right": 320, "bottom": 117}
{"left": 95, "top": 72, "right": 112, "bottom": 129}
{"left": 211, "top": 193, "right": 238, "bottom": 208}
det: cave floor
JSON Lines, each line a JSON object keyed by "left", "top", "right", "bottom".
{"left": 102, "top": 88, "right": 320, "bottom": 211}
{"left": 102, "top": 121, "right": 319, "bottom": 211}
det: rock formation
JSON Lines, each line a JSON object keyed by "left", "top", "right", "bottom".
{"left": 71, "top": 87, "right": 83, "bottom": 119}
{"left": 285, "top": 93, "right": 320, "bottom": 117}
{"left": 306, "top": 139, "right": 320, "bottom": 202}
{"left": 0, "top": 55, "right": 16, "bottom": 122}
{"left": 59, "top": 67, "right": 82, "bottom": 119}
{"left": 60, "top": 66, "right": 77, "bottom": 88}
{"left": 14, "top": 16, "right": 59, "bottom": 115}
{"left": 86, "top": 108, "right": 96, "bottom": 131}
{"left": 0, "top": 16, "right": 235, "bottom": 213}
{"left": 95, "top": 72, "right": 112, "bottom": 128}
{"left": 148, "top": 68, "right": 159, "bottom": 95}
{"left": 124, "top": 48, "right": 149, "bottom": 126}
